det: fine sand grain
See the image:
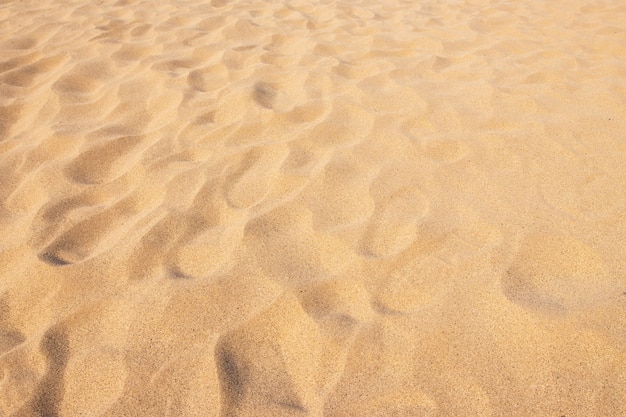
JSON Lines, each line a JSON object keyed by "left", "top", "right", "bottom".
{"left": 1, "top": 0, "right": 625, "bottom": 416}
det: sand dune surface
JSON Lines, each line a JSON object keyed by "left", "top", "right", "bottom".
{"left": 1, "top": 0, "right": 625, "bottom": 415}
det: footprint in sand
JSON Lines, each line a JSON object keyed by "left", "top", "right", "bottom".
{"left": 502, "top": 234, "right": 622, "bottom": 313}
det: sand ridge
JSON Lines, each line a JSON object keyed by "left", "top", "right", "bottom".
{"left": 1, "top": 0, "right": 625, "bottom": 415}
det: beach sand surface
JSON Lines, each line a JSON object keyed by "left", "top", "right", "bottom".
{"left": 1, "top": 0, "right": 625, "bottom": 415}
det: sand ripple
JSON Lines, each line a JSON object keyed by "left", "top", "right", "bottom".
{"left": 1, "top": 0, "right": 625, "bottom": 416}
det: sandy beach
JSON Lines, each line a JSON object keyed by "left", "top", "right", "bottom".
{"left": 1, "top": 0, "right": 625, "bottom": 415}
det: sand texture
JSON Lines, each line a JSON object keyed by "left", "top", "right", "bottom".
{"left": 1, "top": 0, "right": 626, "bottom": 415}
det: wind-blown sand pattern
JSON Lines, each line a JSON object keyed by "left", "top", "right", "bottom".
{"left": 1, "top": 0, "right": 625, "bottom": 415}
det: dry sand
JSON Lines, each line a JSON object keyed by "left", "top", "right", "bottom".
{"left": 1, "top": 0, "right": 625, "bottom": 415}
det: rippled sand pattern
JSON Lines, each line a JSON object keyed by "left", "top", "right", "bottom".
{"left": 1, "top": 0, "right": 626, "bottom": 415}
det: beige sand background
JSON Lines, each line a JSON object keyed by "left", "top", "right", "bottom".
{"left": 1, "top": 0, "right": 625, "bottom": 415}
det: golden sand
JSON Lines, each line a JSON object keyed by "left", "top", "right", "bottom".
{"left": 1, "top": 0, "right": 625, "bottom": 415}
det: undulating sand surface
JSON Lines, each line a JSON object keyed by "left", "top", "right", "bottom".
{"left": 1, "top": 0, "right": 625, "bottom": 415}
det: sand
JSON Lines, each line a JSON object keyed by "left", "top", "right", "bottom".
{"left": 0, "top": 0, "right": 625, "bottom": 415}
